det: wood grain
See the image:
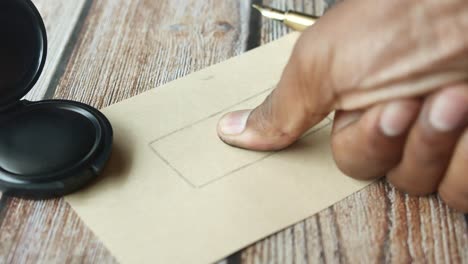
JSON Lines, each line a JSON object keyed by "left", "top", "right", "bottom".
{"left": 53, "top": 0, "right": 251, "bottom": 107}
{"left": 25, "top": 0, "right": 89, "bottom": 101}
{"left": 1, "top": 0, "right": 467, "bottom": 263}
{"left": 239, "top": 181, "right": 468, "bottom": 263}
{"left": 0, "top": 0, "right": 251, "bottom": 263}
{"left": 0, "top": 198, "right": 114, "bottom": 263}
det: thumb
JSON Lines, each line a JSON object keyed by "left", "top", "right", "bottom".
{"left": 217, "top": 41, "right": 334, "bottom": 151}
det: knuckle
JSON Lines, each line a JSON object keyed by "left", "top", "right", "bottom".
{"left": 416, "top": 133, "right": 453, "bottom": 161}
{"left": 253, "top": 91, "right": 304, "bottom": 141}
{"left": 249, "top": 96, "right": 299, "bottom": 150}
{"left": 363, "top": 133, "right": 385, "bottom": 160}
{"left": 333, "top": 155, "right": 364, "bottom": 180}
{"left": 331, "top": 142, "right": 376, "bottom": 180}
{"left": 331, "top": 125, "right": 390, "bottom": 181}
{"left": 360, "top": 122, "right": 399, "bottom": 165}
{"left": 331, "top": 134, "right": 357, "bottom": 178}
{"left": 251, "top": 93, "right": 280, "bottom": 134}
{"left": 330, "top": 138, "right": 361, "bottom": 179}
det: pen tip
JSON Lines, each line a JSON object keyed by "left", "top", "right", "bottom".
{"left": 251, "top": 4, "right": 286, "bottom": 21}
{"left": 252, "top": 4, "right": 284, "bottom": 20}
{"left": 251, "top": 4, "right": 262, "bottom": 12}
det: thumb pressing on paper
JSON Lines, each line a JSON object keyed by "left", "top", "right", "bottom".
{"left": 217, "top": 0, "right": 468, "bottom": 151}
{"left": 217, "top": 38, "right": 334, "bottom": 151}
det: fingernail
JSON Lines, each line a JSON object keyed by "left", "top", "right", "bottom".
{"left": 219, "top": 110, "right": 251, "bottom": 135}
{"left": 429, "top": 92, "right": 466, "bottom": 132}
{"left": 380, "top": 102, "right": 413, "bottom": 137}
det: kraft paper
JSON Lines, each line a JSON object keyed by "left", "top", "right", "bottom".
{"left": 66, "top": 32, "right": 371, "bottom": 264}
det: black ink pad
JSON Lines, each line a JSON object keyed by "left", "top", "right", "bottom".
{"left": 0, "top": 0, "right": 113, "bottom": 199}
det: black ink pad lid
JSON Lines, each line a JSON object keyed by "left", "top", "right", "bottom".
{"left": 0, "top": 0, "right": 113, "bottom": 199}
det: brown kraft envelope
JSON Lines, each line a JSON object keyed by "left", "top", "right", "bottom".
{"left": 66, "top": 32, "right": 372, "bottom": 264}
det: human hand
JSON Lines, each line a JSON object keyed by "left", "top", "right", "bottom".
{"left": 217, "top": 0, "right": 468, "bottom": 211}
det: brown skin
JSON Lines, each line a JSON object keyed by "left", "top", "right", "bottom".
{"left": 217, "top": 0, "right": 468, "bottom": 212}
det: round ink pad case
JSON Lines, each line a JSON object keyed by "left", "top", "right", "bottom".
{"left": 0, "top": 0, "right": 113, "bottom": 199}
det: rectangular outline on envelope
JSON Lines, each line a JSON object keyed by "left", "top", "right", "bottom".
{"left": 148, "top": 88, "right": 333, "bottom": 188}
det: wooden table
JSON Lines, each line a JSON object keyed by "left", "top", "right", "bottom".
{"left": 1, "top": 0, "right": 467, "bottom": 263}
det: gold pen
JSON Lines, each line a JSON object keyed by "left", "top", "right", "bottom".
{"left": 252, "top": 4, "right": 318, "bottom": 31}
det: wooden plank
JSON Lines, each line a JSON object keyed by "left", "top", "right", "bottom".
{"left": 25, "top": 0, "right": 89, "bottom": 101}
{"left": 240, "top": 181, "right": 468, "bottom": 263}
{"left": 0, "top": 0, "right": 252, "bottom": 263}
{"left": 238, "top": 0, "right": 468, "bottom": 263}
{"left": 0, "top": 198, "right": 114, "bottom": 263}
{"left": 1, "top": 0, "right": 466, "bottom": 263}
{"left": 53, "top": 0, "right": 252, "bottom": 106}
